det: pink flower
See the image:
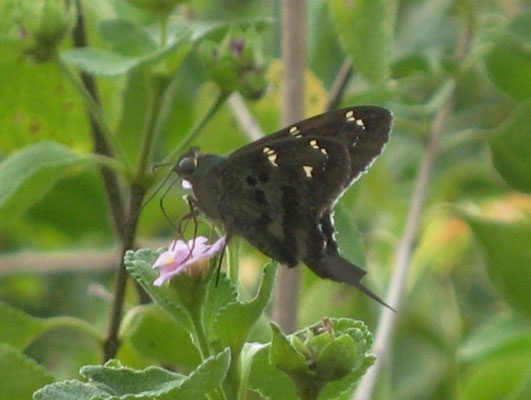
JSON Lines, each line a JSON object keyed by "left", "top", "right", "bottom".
{"left": 152, "top": 236, "right": 226, "bottom": 286}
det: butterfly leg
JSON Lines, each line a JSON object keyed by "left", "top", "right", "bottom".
{"left": 215, "top": 225, "right": 233, "bottom": 286}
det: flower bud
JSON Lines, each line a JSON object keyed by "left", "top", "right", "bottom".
{"left": 16, "top": 0, "right": 74, "bottom": 61}
{"left": 270, "top": 318, "right": 375, "bottom": 398}
{"left": 199, "top": 29, "right": 268, "bottom": 99}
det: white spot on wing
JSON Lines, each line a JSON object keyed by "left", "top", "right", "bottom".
{"left": 303, "top": 165, "right": 313, "bottom": 177}
{"left": 289, "top": 126, "right": 301, "bottom": 137}
{"left": 346, "top": 110, "right": 355, "bottom": 122}
{"left": 268, "top": 153, "right": 278, "bottom": 166}
{"left": 356, "top": 119, "right": 365, "bottom": 128}
{"left": 309, "top": 139, "right": 319, "bottom": 149}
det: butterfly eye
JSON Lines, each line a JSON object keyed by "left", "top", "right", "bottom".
{"left": 178, "top": 157, "right": 196, "bottom": 175}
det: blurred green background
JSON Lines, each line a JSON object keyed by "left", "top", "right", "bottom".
{"left": 0, "top": 0, "right": 530, "bottom": 399}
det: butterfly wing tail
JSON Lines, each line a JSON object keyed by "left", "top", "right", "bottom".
{"left": 318, "top": 251, "right": 397, "bottom": 312}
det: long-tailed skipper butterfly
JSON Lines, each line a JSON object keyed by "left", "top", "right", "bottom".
{"left": 174, "top": 106, "right": 394, "bottom": 310}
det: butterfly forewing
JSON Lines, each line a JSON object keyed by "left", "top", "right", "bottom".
{"left": 230, "top": 106, "right": 392, "bottom": 185}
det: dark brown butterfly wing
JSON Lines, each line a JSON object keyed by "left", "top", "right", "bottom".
{"left": 210, "top": 137, "right": 350, "bottom": 263}
{"left": 230, "top": 106, "right": 392, "bottom": 184}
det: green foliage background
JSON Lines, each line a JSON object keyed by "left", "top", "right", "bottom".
{"left": 0, "top": 0, "right": 530, "bottom": 399}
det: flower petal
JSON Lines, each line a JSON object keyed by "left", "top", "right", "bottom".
{"left": 152, "top": 251, "right": 175, "bottom": 269}
{"left": 203, "top": 236, "right": 227, "bottom": 258}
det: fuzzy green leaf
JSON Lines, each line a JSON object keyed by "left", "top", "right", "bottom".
{"left": 124, "top": 248, "right": 192, "bottom": 332}
{"left": 120, "top": 305, "right": 200, "bottom": 368}
{"left": 98, "top": 19, "right": 157, "bottom": 56}
{"left": 0, "top": 301, "right": 47, "bottom": 350}
{"left": 210, "top": 262, "right": 276, "bottom": 356}
{"left": 61, "top": 25, "right": 190, "bottom": 77}
{"left": 465, "top": 215, "right": 531, "bottom": 319}
{"left": 489, "top": 102, "right": 531, "bottom": 193}
{"left": 485, "top": 33, "right": 531, "bottom": 102}
{"left": 0, "top": 142, "right": 88, "bottom": 228}
{"left": 329, "top": 0, "right": 395, "bottom": 84}
{"left": 0, "top": 344, "right": 53, "bottom": 400}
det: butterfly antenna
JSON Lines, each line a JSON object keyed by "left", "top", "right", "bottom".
{"left": 121, "top": 168, "right": 177, "bottom": 236}
{"left": 152, "top": 161, "right": 174, "bottom": 172}
{"left": 159, "top": 175, "right": 181, "bottom": 231}
{"left": 215, "top": 242, "right": 227, "bottom": 287}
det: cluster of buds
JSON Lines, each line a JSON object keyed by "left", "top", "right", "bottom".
{"left": 199, "top": 29, "right": 268, "bottom": 99}
{"left": 270, "top": 318, "right": 375, "bottom": 398}
{"left": 13, "top": 0, "right": 75, "bottom": 62}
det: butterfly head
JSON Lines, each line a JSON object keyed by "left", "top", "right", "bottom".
{"left": 174, "top": 147, "right": 202, "bottom": 182}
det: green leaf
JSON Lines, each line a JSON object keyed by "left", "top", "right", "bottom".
{"left": 161, "top": 348, "right": 230, "bottom": 400}
{"left": 124, "top": 248, "right": 192, "bottom": 332}
{"left": 210, "top": 262, "right": 277, "bottom": 356}
{"left": 315, "top": 335, "right": 357, "bottom": 381}
{"left": 489, "top": 102, "right": 531, "bottom": 193}
{"left": 329, "top": 0, "right": 395, "bottom": 84}
{"left": 484, "top": 33, "right": 531, "bottom": 102}
{"left": 247, "top": 343, "right": 298, "bottom": 400}
{"left": 203, "top": 272, "right": 238, "bottom": 332}
{"left": 0, "top": 301, "right": 47, "bottom": 350}
{"left": 464, "top": 215, "right": 531, "bottom": 319}
{"left": 80, "top": 361, "right": 185, "bottom": 397}
{"left": 119, "top": 305, "right": 201, "bottom": 368}
{"left": 34, "top": 350, "right": 230, "bottom": 400}
{"left": 508, "top": 12, "right": 531, "bottom": 42}
{"left": 114, "top": 69, "right": 150, "bottom": 161}
{"left": 33, "top": 380, "right": 111, "bottom": 400}
{"left": 0, "top": 344, "right": 53, "bottom": 400}
{"left": 460, "top": 352, "right": 531, "bottom": 400}
{"left": 61, "top": 25, "right": 190, "bottom": 76}
{"left": 334, "top": 204, "right": 366, "bottom": 268}
{"left": 460, "top": 313, "right": 531, "bottom": 363}
{"left": 316, "top": 319, "right": 375, "bottom": 399}
{"left": 269, "top": 323, "right": 313, "bottom": 377}
{"left": 0, "top": 142, "right": 88, "bottom": 229}
{"left": 98, "top": 19, "right": 157, "bottom": 56}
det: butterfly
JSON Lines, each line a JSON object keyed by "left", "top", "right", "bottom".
{"left": 174, "top": 106, "right": 394, "bottom": 310}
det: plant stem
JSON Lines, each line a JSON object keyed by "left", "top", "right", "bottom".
{"left": 163, "top": 91, "right": 231, "bottom": 164}
{"left": 187, "top": 307, "right": 211, "bottom": 360}
{"left": 352, "top": 20, "right": 473, "bottom": 400}
{"left": 55, "top": 59, "right": 131, "bottom": 171}
{"left": 104, "top": 183, "right": 145, "bottom": 360}
{"left": 272, "top": 0, "right": 307, "bottom": 334}
{"left": 227, "top": 237, "right": 240, "bottom": 286}
{"left": 135, "top": 78, "right": 167, "bottom": 181}
{"left": 187, "top": 305, "right": 227, "bottom": 400}
{"left": 326, "top": 59, "right": 353, "bottom": 111}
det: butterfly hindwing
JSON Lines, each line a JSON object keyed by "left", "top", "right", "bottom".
{"left": 210, "top": 137, "right": 352, "bottom": 265}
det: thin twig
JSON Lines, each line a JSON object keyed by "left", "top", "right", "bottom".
{"left": 0, "top": 240, "right": 169, "bottom": 274}
{"left": 70, "top": 0, "right": 127, "bottom": 234}
{"left": 272, "top": 0, "right": 307, "bottom": 334}
{"left": 163, "top": 91, "right": 231, "bottom": 164}
{"left": 104, "top": 184, "right": 145, "bottom": 360}
{"left": 326, "top": 59, "right": 353, "bottom": 111}
{"left": 352, "top": 22, "right": 472, "bottom": 400}
{"left": 228, "top": 93, "right": 265, "bottom": 140}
